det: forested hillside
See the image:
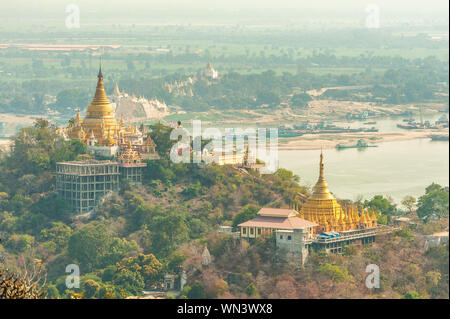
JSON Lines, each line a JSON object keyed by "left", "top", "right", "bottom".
{"left": 0, "top": 120, "right": 448, "bottom": 299}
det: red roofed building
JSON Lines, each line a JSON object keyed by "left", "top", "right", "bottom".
{"left": 238, "top": 207, "right": 318, "bottom": 264}
{"left": 238, "top": 208, "right": 317, "bottom": 240}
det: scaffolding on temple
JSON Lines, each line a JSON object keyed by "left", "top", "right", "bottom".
{"left": 55, "top": 160, "right": 120, "bottom": 214}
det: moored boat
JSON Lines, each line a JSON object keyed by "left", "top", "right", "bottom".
{"left": 430, "top": 134, "right": 449, "bottom": 141}
{"left": 336, "top": 139, "right": 378, "bottom": 149}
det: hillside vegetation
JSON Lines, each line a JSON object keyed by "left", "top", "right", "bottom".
{"left": 0, "top": 120, "right": 447, "bottom": 299}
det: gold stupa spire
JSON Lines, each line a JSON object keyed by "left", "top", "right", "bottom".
{"left": 309, "top": 151, "right": 335, "bottom": 200}
{"left": 89, "top": 65, "right": 110, "bottom": 110}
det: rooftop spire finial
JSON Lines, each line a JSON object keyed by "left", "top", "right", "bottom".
{"left": 319, "top": 149, "right": 324, "bottom": 179}
{"left": 309, "top": 149, "right": 334, "bottom": 200}
{"left": 98, "top": 57, "right": 103, "bottom": 79}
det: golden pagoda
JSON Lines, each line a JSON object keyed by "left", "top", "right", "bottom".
{"left": 82, "top": 66, "right": 120, "bottom": 145}
{"left": 67, "top": 65, "right": 122, "bottom": 146}
{"left": 64, "top": 65, "right": 161, "bottom": 163}
{"left": 299, "top": 151, "right": 377, "bottom": 233}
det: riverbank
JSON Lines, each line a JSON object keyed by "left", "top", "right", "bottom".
{"left": 0, "top": 113, "right": 38, "bottom": 125}
{"left": 167, "top": 101, "right": 448, "bottom": 127}
{"left": 278, "top": 128, "right": 449, "bottom": 150}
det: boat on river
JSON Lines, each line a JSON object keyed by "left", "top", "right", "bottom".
{"left": 336, "top": 139, "right": 378, "bottom": 149}
{"left": 430, "top": 134, "right": 449, "bottom": 141}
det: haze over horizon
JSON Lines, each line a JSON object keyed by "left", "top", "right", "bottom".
{"left": 0, "top": 0, "right": 448, "bottom": 28}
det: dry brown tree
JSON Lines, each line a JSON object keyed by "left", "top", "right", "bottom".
{"left": 0, "top": 260, "right": 46, "bottom": 299}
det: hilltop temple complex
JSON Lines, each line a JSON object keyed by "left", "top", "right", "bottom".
{"left": 56, "top": 67, "right": 161, "bottom": 213}
{"left": 238, "top": 152, "right": 380, "bottom": 263}
{"left": 60, "top": 66, "right": 377, "bottom": 244}
{"left": 64, "top": 66, "right": 158, "bottom": 160}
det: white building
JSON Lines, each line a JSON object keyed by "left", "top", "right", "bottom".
{"left": 203, "top": 61, "right": 219, "bottom": 80}
{"left": 425, "top": 231, "right": 449, "bottom": 248}
{"left": 110, "top": 83, "right": 169, "bottom": 121}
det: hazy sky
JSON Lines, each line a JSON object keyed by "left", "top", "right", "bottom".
{"left": 0, "top": 0, "right": 448, "bottom": 25}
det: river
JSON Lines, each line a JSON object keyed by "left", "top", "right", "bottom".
{"left": 278, "top": 138, "right": 449, "bottom": 204}
{"left": 205, "top": 114, "right": 449, "bottom": 204}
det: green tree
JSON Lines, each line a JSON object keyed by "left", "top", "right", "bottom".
{"left": 401, "top": 195, "right": 416, "bottom": 213}
{"left": 147, "top": 122, "right": 177, "bottom": 157}
{"left": 245, "top": 282, "right": 258, "bottom": 296}
{"left": 68, "top": 223, "right": 112, "bottom": 271}
{"left": 180, "top": 285, "right": 191, "bottom": 298}
{"left": 116, "top": 253, "right": 163, "bottom": 286}
{"left": 417, "top": 183, "right": 449, "bottom": 221}
{"left": 291, "top": 93, "right": 312, "bottom": 108}
{"left": 5, "top": 234, "right": 35, "bottom": 253}
{"left": 99, "top": 238, "right": 139, "bottom": 268}
{"left": 167, "top": 252, "right": 187, "bottom": 274}
{"left": 318, "top": 264, "right": 351, "bottom": 283}
{"left": 403, "top": 291, "right": 422, "bottom": 299}
{"left": 55, "top": 89, "right": 89, "bottom": 112}
{"left": 364, "top": 195, "right": 397, "bottom": 220}
{"left": 40, "top": 222, "right": 72, "bottom": 252}
{"left": 232, "top": 205, "right": 259, "bottom": 228}
{"left": 45, "top": 284, "right": 60, "bottom": 299}
{"left": 187, "top": 281, "right": 206, "bottom": 299}
{"left": 82, "top": 279, "right": 101, "bottom": 298}
{"left": 102, "top": 265, "right": 117, "bottom": 283}
{"left": 256, "top": 90, "right": 280, "bottom": 106}
{"left": 151, "top": 212, "right": 189, "bottom": 257}
{"left": 112, "top": 269, "right": 145, "bottom": 296}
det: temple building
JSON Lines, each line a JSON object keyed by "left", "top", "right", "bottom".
{"left": 238, "top": 208, "right": 317, "bottom": 240}
{"left": 238, "top": 208, "right": 317, "bottom": 265}
{"left": 298, "top": 152, "right": 377, "bottom": 233}
{"left": 202, "top": 61, "right": 219, "bottom": 80}
{"left": 67, "top": 66, "right": 121, "bottom": 147}
{"left": 56, "top": 160, "right": 120, "bottom": 214}
{"left": 118, "top": 141, "right": 147, "bottom": 185}
{"left": 65, "top": 66, "right": 159, "bottom": 160}
{"left": 237, "top": 153, "right": 380, "bottom": 263}
{"left": 110, "top": 83, "right": 169, "bottom": 122}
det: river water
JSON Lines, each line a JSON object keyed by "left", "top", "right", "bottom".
{"left": 205, "top": 114, "right": 449, "bottom": 204}
{"left": 278, "top": 138, "right": 449, "bottom": 204}
{"left": 276, "top": 114, "right": 449, "bottom": 204}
